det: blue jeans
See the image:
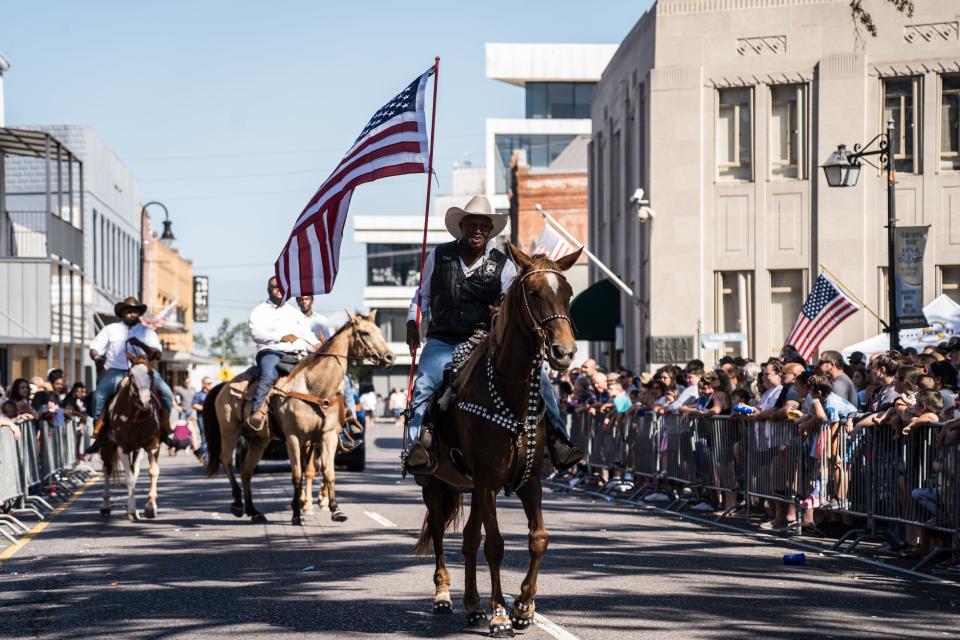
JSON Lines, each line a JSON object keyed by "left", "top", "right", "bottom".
{"left": 92, "top": 367, "right": 174, "bottom": 420}
{"left": 407, "top": 338, "right": 565, "bottom": 441}
{"left": 252, "top": 350, "right": 283, "bottom": 412}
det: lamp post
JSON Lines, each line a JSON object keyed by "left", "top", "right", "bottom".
{"left": 820, "top": 120, "right": 899, "bottom": 349}
{"left": 139, "top": 201, "right": 174, "bottom": 302}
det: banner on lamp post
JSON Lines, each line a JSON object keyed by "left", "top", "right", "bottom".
{"left": 894, "top": 226, "right": 929, "bottom": 329}
{"left": 193, "top": 276, "right": 209, "bottom": 323}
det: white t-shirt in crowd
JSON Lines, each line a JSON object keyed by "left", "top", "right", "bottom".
{"left": 360, "top": 391, "right": 379, "bottom": 413}
{"left": 757, "top": 385, "right": 783, "bottom": 450}
{"left": 89, "top": 322, "right": 163, "bottom": 371}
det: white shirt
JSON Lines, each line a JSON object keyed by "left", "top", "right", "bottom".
{"left": 249, "top": 300, "right": 321, "bottom": 353}
{"left": 407, "top": 240, "right": 518, "bottom": 322}
{"left": 757, "top": 385, "right": 783, "bottom": 449}
{"left": 90, "top": 321, "right": 163, "bottom": 371}
{"left": 666, "top": 383, "right": 699, "bottom": 413}
{"left": 359, "top": 391, "right": 379, "bottom": 413}
{"left": 301, "top": 311, "right": 331, "bottom": 341}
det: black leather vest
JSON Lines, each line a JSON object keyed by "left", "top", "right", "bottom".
{"left": 427, "top": 241, "right": 507, "bottom": 343}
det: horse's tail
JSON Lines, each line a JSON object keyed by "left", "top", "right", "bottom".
{"left": 203, "top": 382, "right": 226, "bottom": 477}
{"left": 414, "top": 482, "right": 463, "bottom": 556}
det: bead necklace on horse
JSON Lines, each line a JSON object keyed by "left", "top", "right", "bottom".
{"left": 414, "top": 243, "right": 581, "bottom": 637}
{"left": 203, "top": 311, "right": 394, "bottom": 525}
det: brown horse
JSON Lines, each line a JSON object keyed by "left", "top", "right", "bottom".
{"left": 98, "top": 354, "right": 168, "bottom": 521}
{"left": 203, "top": 311, "right": 393, "bottom": 525}
{"left": 414, "top": 243, "right": 581, "bottom": 637}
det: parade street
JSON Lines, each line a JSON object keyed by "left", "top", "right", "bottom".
{"left": 0, "top": 419, "right": 956, "bottom": 640}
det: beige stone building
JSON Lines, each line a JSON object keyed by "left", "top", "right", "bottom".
{"left": 589, "top": 0, "right": 960, "bottom": 370}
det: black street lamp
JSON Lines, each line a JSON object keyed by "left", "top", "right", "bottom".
{"left": 140, "top": 201, "right": 174, "bottom": 301}
{"left": 820, "top": 119, "right": 899, "bottom": 349}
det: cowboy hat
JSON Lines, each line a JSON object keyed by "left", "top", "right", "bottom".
{"left": 114, "top": 296, "right": 147, "bottom": 317}
{"left": 445, "top": 195, "right": 508, "bottom": 240}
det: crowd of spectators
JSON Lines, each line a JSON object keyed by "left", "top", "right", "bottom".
{"left": 554, "top": 341, "right": 960, "bottom": 570}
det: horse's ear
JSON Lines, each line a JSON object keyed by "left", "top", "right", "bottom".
{"left": 555, "top": 246, "right": 583, "bottom": 272}
{"left": 345, "top": 309, "right": 356, "bottom": 323}
{"left": 367, "top": 309, "right": 377, "bottom": 322}
{"left": 506, "top": 242, "right": 532, "bottom": 271}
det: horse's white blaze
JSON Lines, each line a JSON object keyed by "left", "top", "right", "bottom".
{"left": 129, "top": 363, "right": 152, "bottom": 407}
{"left": 546, "top": 272, "right": 559, "bottom": 295}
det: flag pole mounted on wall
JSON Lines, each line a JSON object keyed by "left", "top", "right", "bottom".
{"left": 403, "top": 56, "right": 440, "bottom": 451}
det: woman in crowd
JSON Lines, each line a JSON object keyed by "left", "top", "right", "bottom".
{"left": 7, "top": 379, "right": 38, "bottom": 420}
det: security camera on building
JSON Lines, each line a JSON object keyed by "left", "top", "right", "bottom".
{"left": 631, "top": 188, "right": 655, "bottom": 221}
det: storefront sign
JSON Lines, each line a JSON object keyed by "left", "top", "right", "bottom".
{"left": 193, "top": 275, "right": 209, "bottom": 323}
{"left": 649, "top": 335, "right": 695, "bottom": 363}
{"left": 894, "top": 226, "right": 929, "bottom": 329}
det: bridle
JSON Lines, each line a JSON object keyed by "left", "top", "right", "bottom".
{"left": 315, "top": 321, "right": 391, "bottom": 367}
{"left": 517, "top": 268, "right": 575, "bottom": 350}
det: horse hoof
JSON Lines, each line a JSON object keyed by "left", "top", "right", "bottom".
{"left": 510, "top": 615, "right": 533, "bottom": 630}
{"left": 99, "top": 507, "right": 111, "bottom": 517}
{"left": 331, "top": 510, "right": 348, "bottom": 522}
{"left": 127, "top": 511, "right": 140, "bottom": 522}
{"left": 291, "top": 515, "right": 304, "bottom": 526}
{"left": 433, "top": 600, "right": 453, "bottom": 615}
{"left": 466, "top": 611, "right": 488, "bottom": 627}
{"left": 230, "top": 504, "right": 244, "bottom": 518}
{"left": 489, "top": 621, "right": 514, "bottom": 638}
{"left": 250, "top": 512, "right": 267, "bottom": 523}
{"left": 143, "top": 503, "right": 157, "bottom": 519}
{"left": 318, "top": 501, "right": 330, "bottom": 511}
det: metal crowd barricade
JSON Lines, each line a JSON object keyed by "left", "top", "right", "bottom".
{"left": 628, "top": 413, "right": 659, "bottom": 479}
{"left": 693, "top": 416, "right": 745, "bottom": 510}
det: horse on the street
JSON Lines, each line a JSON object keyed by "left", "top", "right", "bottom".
{"left": 98, "top": 352, "right": 168, "bottom": 521}
{"left": 414, "top": 243, "right": 581, "bottom": 637}
{"left": 203, "top": 311, "right": 393, "bottom": 524}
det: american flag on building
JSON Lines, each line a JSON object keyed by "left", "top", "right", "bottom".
{"left": 141, "top": 301, "right": 177, "bottom": 331}
{"left": 532, "top": 217, "right": 581, "bottom": 261}
{"left": 275, "top": 67, "right": 434, "bottom": 299}
{"left": 783, "top": 273, "right": 861, "bottom": 361}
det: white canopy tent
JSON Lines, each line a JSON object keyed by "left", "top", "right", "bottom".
{"left": 841, "top": 294, "right": 960, "bottom": 359}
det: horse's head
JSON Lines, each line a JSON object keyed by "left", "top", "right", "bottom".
{"left": 506, "top": 242, "right": 583, "bottom": 371}
{"left": 345, "top": 310, "right": 396, "bottom": 369}
{"left": 125, "top": 353, "right": 155, "bottom": 410}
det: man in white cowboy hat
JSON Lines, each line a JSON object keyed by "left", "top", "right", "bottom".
{"left": 404, "top": 195, "right": 582, "bottom": 474}
{"left": 85, "top": 296, "right": 175, "bottom": 453}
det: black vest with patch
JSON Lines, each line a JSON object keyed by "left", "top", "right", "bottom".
{"left": 427, "top": 240, "right": 507, "bottom": 344}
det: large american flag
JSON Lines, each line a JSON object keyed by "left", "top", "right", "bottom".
{"left": 275, "top": 67, "right": 434, "bottom": 299}
{"left": 533, "top": 217, "right": 581, "bottom": 260}
{"left": 783, "top": 273, "right": 861, "bottom": 361}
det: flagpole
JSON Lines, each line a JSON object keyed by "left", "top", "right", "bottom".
{"left": 403, "top": 57, "right": 440, "bottom": 454}
{"left": 535, "top": 204, "right": 635, "bottom": 297}
{"left": 818, "top": 262, "right": 887, "bottom": 327}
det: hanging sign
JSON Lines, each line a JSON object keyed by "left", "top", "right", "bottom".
{"left": 193, "top": 276, "right": 209, "bottom": 323}
{"left": 894, "top": 226, "right": 929, "bottom": 329}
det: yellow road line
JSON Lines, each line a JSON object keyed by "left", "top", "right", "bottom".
{"left": 0, "top": 474, "right": 98, "bottom": 564}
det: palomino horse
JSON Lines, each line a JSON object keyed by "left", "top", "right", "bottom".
{"left": 203, "top": 311, "right": 393, "bottom": 525}
{"left": 99, "top": 353, "right": 168, "bottom": 521}
{"left": 414, "top": 243, "right": 581, "bottom": 637}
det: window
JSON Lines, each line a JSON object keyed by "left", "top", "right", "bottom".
{"left": 883, "top": 77, "right": 920, "bottom": 173}
{"left": 367, "top": 244, "right": 435, "bottom": 287}
{"left": 376, "top": 309, "right": 408, "bottom": 343}
{"left": 942, "top": 75, "right": 960, "bottom": 171}
{"left": 940, "top": 265, "right": 960, "bottom": 304}
{"left": 494, "top": 134, "right": 576, "bottom": 193}
{"left": 770, "top": 270, "right": 804, "bottom": 356}
{"left": 717, "top": 88, "right": 752, "bottom": 180}
{"left": 770, "top": 85, "right": 805, "bottom": 179}
{"left": 715, "top": 271, "right": 754, "bottom": 357}
{"left": 525, "top": 82, "right": 594, "bottom": 119}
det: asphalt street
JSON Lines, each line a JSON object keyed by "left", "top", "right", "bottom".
{"left": 2, "top": 419, "right": 958, "bottom": 640}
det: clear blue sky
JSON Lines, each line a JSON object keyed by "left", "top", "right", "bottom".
{"left": 1, "top": 1, "right": 648, "bottom": 335}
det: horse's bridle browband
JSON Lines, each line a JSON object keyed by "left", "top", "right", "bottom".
{"left": 518, "top": 268, "right": 574, "bottom": 347}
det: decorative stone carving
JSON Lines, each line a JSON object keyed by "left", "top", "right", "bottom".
{"left": 904, "top": 22, "right": 959, "bottom": 44}
{"left": 736, "top": 35, "right": 786, "bottom": 56}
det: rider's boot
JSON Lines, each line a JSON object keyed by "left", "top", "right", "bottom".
{"left": 545, "top": 420, "right": 583, "bottom": 472}
{"left": 405, "top": 423, "right": 437, "bottom": 475}
{"left": 245, "top": 404, "right": 269, "bottom": 433}
{"left": 84, "top": 414, "right": 111, "bottom": 454}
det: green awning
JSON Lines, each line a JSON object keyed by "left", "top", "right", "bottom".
{"left": 570, "top": 279, "right": 620, "bottom": 341}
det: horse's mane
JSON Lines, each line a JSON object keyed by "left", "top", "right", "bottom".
{"left": 286, "top": 320, "right": 354, "bottom": 378}
{"left": 455, "top": 254, "right": 557, "bottom": 393}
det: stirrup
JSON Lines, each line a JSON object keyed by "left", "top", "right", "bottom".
{"left": 404, "top": 441, "right": 438, "bottom": 476}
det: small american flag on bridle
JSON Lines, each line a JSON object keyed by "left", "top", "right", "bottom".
{"left": 275, "top": 67, "right": 434, "bottom": 299}
{"left": 783, "top": 273, "right": 861, "bottom": 361}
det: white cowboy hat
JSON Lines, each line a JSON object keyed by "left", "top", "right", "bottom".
{"left": 445, "top": 195, "right": 509, "bottom": 240}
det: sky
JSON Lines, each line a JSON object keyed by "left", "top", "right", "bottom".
{"left": 1, "top": 1, "right": 649, "bottom": 338}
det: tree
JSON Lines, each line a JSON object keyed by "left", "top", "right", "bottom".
{"left": 204, "top": 318, "right": 249, "bottom": 365}
{"left": 850, "top": 0, "right": 914, "bottom": 38}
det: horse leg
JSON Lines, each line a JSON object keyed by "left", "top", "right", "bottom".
{"left": 510, "top": 477, "right": 547, "bottom": 629}
{"left": 418, "top": 481, "right": 454, "bottom": 615}
{"left": 143, "top": 447, "right": 160, "bottom": 519}
{"left": 321, "top": 428, "right": 346, "bottom": 522}
{"left": 462, "top": 493, "right": 487, "bottom": 627}
{"left": 477, "top": 488, "right": 511, "bottom": 637}
{"left": 99, "top": 447, "right": 113, "bottom": 517}
{"left": 125, "top": 450, "right": 142, "bottom": 521}
{"left": 220, "top": 421, "right": 244, "bottom": 518}
{"left": 286, "top": 434, "right": 305, "bottom": 525}
{"left": 240, "top": 435, "right": 269, "bottom": 522}
{"left": 303, "top": 444, "right": 315, "bottom": 515}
